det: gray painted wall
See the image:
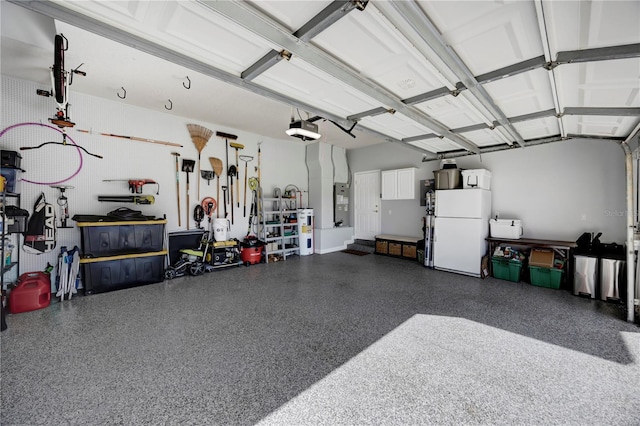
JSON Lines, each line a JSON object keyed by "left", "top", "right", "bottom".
{"left": 348, "top": 139, "right": 627, "bottom": 244}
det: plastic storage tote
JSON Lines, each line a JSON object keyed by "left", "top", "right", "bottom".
{"left": 491, "top": 257, "right": 523, "bottom": 282}
{"left": 433, "top": 169, "right": 461, "bottom": 190}
{"left": 461, "top": 169, "right": 492, "bottom": 190}
{"left": 529, "top": 266, "right": 564, "bottom": 289}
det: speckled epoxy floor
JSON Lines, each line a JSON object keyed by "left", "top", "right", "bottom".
{"left": 2, "top": 252, "right": 639, "bottom": 425}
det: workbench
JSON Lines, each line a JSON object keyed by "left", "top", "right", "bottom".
{"left": 486, "top": 237, "right": 577, "bottom": 286}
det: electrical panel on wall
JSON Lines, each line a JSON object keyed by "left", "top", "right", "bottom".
{"left": 334, "top": 183, "right": 349, "bottom": 227}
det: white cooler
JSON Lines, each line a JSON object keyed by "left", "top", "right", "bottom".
{"left": 489, "top": 219, "right": 523, "bottom": 239}
{"left": 462, "top": 169, "right": 492, "bottom": 189}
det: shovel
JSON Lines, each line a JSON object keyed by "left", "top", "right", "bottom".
{"left": 228, "top": 165, "right": 237, "bottom": 224}
{"left": 182, "top": 159, "right": 195, "bottom": 229}
{"left": 201, "top": 170, "right": 215, "bottom": 185}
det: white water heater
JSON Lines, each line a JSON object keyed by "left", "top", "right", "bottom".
{"left": 297, "top": 209, "right": 314, "bottom": 255}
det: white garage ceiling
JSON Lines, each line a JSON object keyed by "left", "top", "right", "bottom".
{"left": 2, "top": 0, "right": 639, "bottom": 158}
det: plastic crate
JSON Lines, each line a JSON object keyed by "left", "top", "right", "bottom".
{"left": 529, "top": 266, "right": 564, "bottom": 289}
{"left": 491, "top": 257, "right": 523, "bottom": 282}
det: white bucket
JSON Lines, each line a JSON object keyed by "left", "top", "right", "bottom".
{"left": 213, "top": 218, "right": 230, "bottom": 241}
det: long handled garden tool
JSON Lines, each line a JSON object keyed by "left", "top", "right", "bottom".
{"left": 187, "top": 124, "right": 213, "bottom": 201}
{"left": 240, "top": 155, "right": 254, "bottom": 217}
{"left": 228, "top": 164, "right": 237, "bottom": 224}
{"left": 172, "top": 152, "right": 181, "bottom": 227}
{"left": 216, "top": 131, "right": 238, "bottom": 216}
{"left": 247, "top": 177, "right": 259, "bottom": 236}
{"left": 221, "top": 185, "right": 228, "bottom": 218}
{"left": 182, "top": 159, "right": 195, "bottom": 230}
{"left": 230, "top": 141, "right": 244, "bottom": 208}
{"left": 257, "top": 142, "right": 262, "bottom": 186}
{"left": 208, "top": 157, "right": 223, "bottom": 217}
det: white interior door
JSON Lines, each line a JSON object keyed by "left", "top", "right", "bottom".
{"left": 354, "top": 170, "right": 381, "bottom": 240}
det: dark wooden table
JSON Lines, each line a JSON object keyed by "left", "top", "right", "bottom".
{"left": 486, "top": 237, "right": 577, "bottom": 286}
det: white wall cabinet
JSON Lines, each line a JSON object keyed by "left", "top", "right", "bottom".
{"left": 381, "top": 168, "right": 416, "bottom": 200}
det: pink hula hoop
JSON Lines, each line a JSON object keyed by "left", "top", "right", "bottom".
{"left": 0, "top": 122, "right": 83, "bottom": 185}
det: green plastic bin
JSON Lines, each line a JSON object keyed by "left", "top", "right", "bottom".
{"left": 491, "top": 257, "right": 523, "bottom": 282}
{"left": 529, "top": 266, "right": 564, "bottom": 289}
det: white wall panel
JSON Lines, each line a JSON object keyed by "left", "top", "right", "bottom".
{"left": 1, "top": 75, "right": 307, "bottom": 278}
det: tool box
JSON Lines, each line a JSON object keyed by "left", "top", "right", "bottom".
{"left": 3, "top": 206, "right": 29, "bottom": 233}
{"left": 1, "top": 150, "right": 22, "bottom": 169}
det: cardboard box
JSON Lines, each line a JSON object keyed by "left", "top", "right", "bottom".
{"left": 529, "top": 248, "right": 554, "bottom": 268}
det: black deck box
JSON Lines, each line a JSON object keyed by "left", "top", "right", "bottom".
{"left": 81, "top": 252, "right": 165, "bottom": 295}
{"left": 77, "top": 220, "right": 166, "bottom": 257}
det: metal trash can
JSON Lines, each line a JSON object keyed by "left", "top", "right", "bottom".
{"left": 573, "top": 254, "right": 598, "bottom": 298}
{"left": 599, "top": 243, "right": 626, "bottom": 302}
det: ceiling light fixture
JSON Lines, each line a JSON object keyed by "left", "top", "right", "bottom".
{"left": 286, "top": 119, "right": 321, "bottom": 141}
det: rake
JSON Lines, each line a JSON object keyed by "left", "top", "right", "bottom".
{"left": 186, "top": 124, "right": 213, "bottom": 200}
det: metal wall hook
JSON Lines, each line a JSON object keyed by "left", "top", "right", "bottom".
{"left": 183, "top": 76, "right": 191, "bottom": 89}
{"left": 165, "top": 99, "right": 173, "bottom": 110}
{"left": 117, "top": 87, "right": 126, "bottom": 99}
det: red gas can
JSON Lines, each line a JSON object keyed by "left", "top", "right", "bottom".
{"left": 9, "top": 272, "right": 51, "bottom": 314}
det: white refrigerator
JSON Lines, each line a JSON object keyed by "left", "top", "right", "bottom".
{"left": 433, "top": 189, "right": 491, "bottom": 277}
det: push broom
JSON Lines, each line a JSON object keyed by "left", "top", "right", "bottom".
{"left": 186, "top": 124, "right": 213, "bottom": 201}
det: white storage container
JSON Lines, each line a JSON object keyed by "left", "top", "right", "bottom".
{"left": 489, "top": 219, "right": 523, "bottom": 239}
{"left": 462, "top": 169, "right": 492, "bottom": 190}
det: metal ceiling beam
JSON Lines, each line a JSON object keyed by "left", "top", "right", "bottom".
{"left": 294, "top": 1, "right": 365, "bottom": 42}
{"left": 508, "top": 109, "right": 557, "bottom": 123}
{"left": 242, "top": 1, "right": 361, "bottom": 81}
{"left": 241, "top": 50, "right": 289, "bottom": 81}
{"left": 200, "top": 0, "right": 481, "bottom": 154}
{"left": 567, "top": 133, "right": 626, "bottom": 141}
{"left": 534, "top": 0, "right": 566, "bottom": 139}
{"left": 475, "top": 56, "right": 546, "bottom": 85}
{"left": 404, "top": 134, "right": 437, "bottom": 143}
{"left": 402, "top": 86, "right": 452, "bottom": 106}
{"left": 384, "top": 0, "right": 526, "bottom": 148}
{"left": 563, "top": 107, "right": 640, "bottom": 117}
{"left": 400, "top": 108, "right": 559, "bottom": 144}
{"left": 556, "top": 43, "right": 640, "bottom": 65}
{"left": 347, "top": 107, "right": 389, "bottom": 121}
{"left": 9, "top": 0, "right": 376, "bottom": 137}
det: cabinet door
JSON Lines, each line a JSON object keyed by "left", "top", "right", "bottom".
{"left": 396, "top": 168, "right": 415, "bottom": 199}
{"left": 381, "top": 170, "right": 397, "bottom": 200}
